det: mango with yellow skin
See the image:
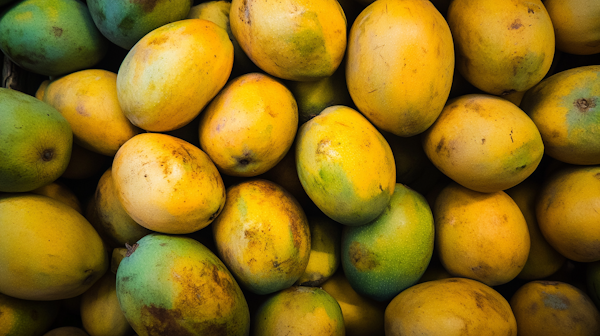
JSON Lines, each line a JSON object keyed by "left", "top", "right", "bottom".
{"left": 345, "top": 0, "right": 454, "bottom": 137}
{"left": 212, "top": 179, "right": 311, "bottom": 295}
{"left": 198, "top": 73, "right": 298, "bottom": 177}
{"left": 43, "top": 69, "right": 142, "bottom": 156}
{"left": 296, "top": 105, "right": 396, "bottom": 226}
{"left": 520, "top": 65, "right": 600, "bottom": 165}
{"left": 0, "top": 193, "right": 108, "bottom": 301}
{"left": 447, "top": 0, "right": 554, "bottom": 95}
{"left": 253, "top": 286, "right": 345, "bottom": 336}
{"left": 117, "top": 19, "right": 233, "bottom": 132}
{"left": 0, "top": 292, "right": 59, "bottom": 336}
{"left": 544, "top": 0, "right": 600, "bottom": 55}
{"left": 116, "top": 234, "right": 250, "bottom": 336}
{"left": 295, "top": 215, "right": 341, "bottom": 287}
{"left": 81, "top": 272, "right": 132, "bottom": 336}
{"left": 229, "top": 0, "right": 346, "bottom": 81}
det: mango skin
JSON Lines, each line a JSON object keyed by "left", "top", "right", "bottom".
{"left": 87, "top": 0, "right": 192, "bottom": 50}
{"left": 295, "top": 215, "right": 341, "bottom": 287}
{"left": 536, "top": 165, "right": 600, "bottom": 262}
{"left": 253, "top": 286, "right": 345, "bottom": 336}
{"left": 385, "top": 277, "right": 517, "bottom": 335}
{"left": 0, "top": 88, "right": 72, "bottom": 192}
{"left": 212, "top": 179, "right": 311, "bottom": 295}
{"left": 116, "top": 19, "right": 233, "bottom": 132}
{"left": 346, "top": 0, "right": 454, "bottom": 137}
{"left": 296, "top": 105, "right": 396, "bottom": 226}
{"left": 447, "top": 0, "right": 554, "bottom": 95}
{"left": 510, "top": 281, "right": 600, "bottom": 336}
{"left": 422, "top": 94, "right": 544, "bottom": 193}
{"left": 520, "top": 65, "right": 600, "bottom": 165}
{"left": 116, "top": 234, "right": 250, "bottom": 336}
{"left": 0, "top": 0, "right": 108, "bottom": 76}
{"left": 342, "top": 183, "right": 434, "bottom": 302}
{"left": 544, "top": 0, "right": 600, "bottom": 55}
{"left": 0, "top": 193, "right": 108, "bottom": 301}
{"left": 0, "top": 292, "right": 59, "bottom": 336}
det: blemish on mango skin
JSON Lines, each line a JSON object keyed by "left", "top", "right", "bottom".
{"left": 348, "top": 241, "right": 379, "bottom": 271}
{"left": 574, "top": 97, "right": 596, "bottom": 112}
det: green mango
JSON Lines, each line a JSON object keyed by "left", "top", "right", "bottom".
{"left": 0, "top": 88, "right": 72, "bottom": 192}
{"left": 87, "top": 0, "right": 192, "bottom": 50}
{"left": 116, "top": 234, "right": 250, "bottom": 336}
{"left": 0, "top": 0, "right": 108, "bottom": 76}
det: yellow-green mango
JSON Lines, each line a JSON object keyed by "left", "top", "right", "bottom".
{"left": 0, "top": 292, "right": 59, "bottom": 336}
{"left": 212, "top": 179, "right": 311, "bottom": 295}
{"left": 253, "top": 286, "right": 345, "bottom": 336}
{"left": 116, "top": 234, "right": 250, "bottom": 336}
{"left": 342, "top": 183, "right": 434, "bottom": 302}
{"left": 0, "top": 193, "right": 108, "bottom": 301}
{"left": 296, "top": 105, "right": 396, "bottom": 226}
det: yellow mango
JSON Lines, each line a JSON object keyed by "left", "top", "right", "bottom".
{"left": 112, "top": 133, "right": 226, "bottom": 234}
{"left": 296, "top": 105, "right": 396, "bottom": 226}
{"left": 295, "top": 215, "right": 341, "bottom": 287}
{"left": 544, "top": 0, "right": 600, "bottom": 55}
{"left": 212, "top": 179, "right": 311, "bottom": 295}
{"left": 198, "top": 73, "right": 298, "bottom": 177}
{"left": 30, "top": 181, "right": 82, "bottom": 214}
{"left": 448, "top": 0, "right": 554, "bottom": 95}
{"left": 0, "top": 194, "right": 108, "bottom": 301}
{"left": 0, "top": 292, "right": 59, "bottom": 336}
{"left": 81, "top": 272, "right": 132, "bottom": 336}
{"left": 422, "top": 94, "right": 544, "bottom": 193}
{"left": 346, "top": 0, "right": 454, "bottom": 137}
{"left": 433, "top": 182, "right": 530, "bottom": 286}
{"left": 385, "top": 277, "right": 517, "bottom": 335}
{"left": 117, "top": 19, "right": 233, "bottom": 132}
{"left": 510, "top": 281, "right": 600, "bottom": 336}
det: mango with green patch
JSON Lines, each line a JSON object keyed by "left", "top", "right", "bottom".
{"left": 116, "top": 234, "right": 250, "bottom": 336}
{"left": 212, "top": 179, "right": 311, "bottom": 295}
{"left": 253, "top": 286, "right": 345, "bottom": 336}
{"left": 296, "top": 105, "right": 396, "bottom": 226}
{"left": 521, "top": 65, "right": 600, "bottom": 165}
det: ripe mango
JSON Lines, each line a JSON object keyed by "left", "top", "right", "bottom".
{"left": 0, "top": 292, "right": 59, "bottom": 336}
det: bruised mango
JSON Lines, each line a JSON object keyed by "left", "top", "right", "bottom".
{"left": 212, "top": 179, "right": 311, "bottom": 295}
{"left": 116, "top": 234, "right": 250, "bottom": 336}
{"left": 117, "top": 19, "right": 233, "bottom": 132}
{"left": 296, "top": 105, "right": 396, "bottom": 226}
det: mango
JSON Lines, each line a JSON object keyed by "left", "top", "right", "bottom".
{"left": 587, "top": 261, "right": 600, "bottom": 308}
{"left": 544, "top": 0, "right": 600, "bottom": 55}
{"left": 43, "top": 327, "right": 89, "bottom": 336}
{"left": 0, "top": 87, "right": 72, "bottom": 192}
{"left": 0, "top": 193, "right": 108, "bottom": 301}
{"left": 520, "top": 65, "right": 600, "bottom": 165}
{"left": 346, "top": 0, "right": 454, "bottom": 137}
{"left": 0, "top": 0, "right": 108, "bottom": 76}
{"left": 510, "top": 281, "right": 600, "bottom": 336}
{"left": 342, "top": 183, "right": 434, "bottom": 302}
{"left": 116, "top": 19, "right": 233, "bottom": 132}
{"left": 116, "top": 234, "right": 250, "bottom": 336}
{"left": 0, "top": 292, "right": 59, "bottom": 336}
{"left": 212, "top": 179, "right": 311, "bottom": 295}
{"left": 295, "top": 215, "right": 341, "bottom": 287}
{"left": 253, "top": 286, "right": 345, "bottom": 336}
{"left": 87, "top": 0, "right": 191, "bottom": 50}
{"left": 296, "top": 105, "right": 396, "bottom": 226}
{"left": 385, "top": 277, "right": 517, "bottom": 335}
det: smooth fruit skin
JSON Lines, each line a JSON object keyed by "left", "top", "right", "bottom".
{"left": 198, "top": 73, "right": 298, "bottom": 177}
{"left": 0, "top": 0, "right": 108, "bottom": 76}
{"left": 253, "top": 286, "right": 345, "bottom": 336}
{"left": 385, "top": 277, "right": 517, "bottom": 336}
{"left": 87, "top": 0, "right": 192, "bottom": 50}
{"left": 510, "top": 281, "right": 600, "bottom": 336}
{"left": 212, "top": 179, "right": 311, "bottom": 295}
{"left": 520, "top": 65, "right": 600, "bottom": 165}
{"left": 116, "top": 234, "right": 250, "bottom": 336}
{"left": 536, "top": 165, "right": 600, "bottom": 262}
{"left": 422, "top": 94, "right": 544, "bottom": 193}
{"left": 544, "top": 0, "right": 600, "bottom": 55}
{"left": 0, "top": 292, "right": 59, "bottom": 336}
{"left": 116, "top": 19, "right": 233, "bottom": 132}
{"left": 295, "top": 215, "right": 341, "bottom": 287}
{"left": 229, "top": 0, "right": 346, "bottom": 81}
{"left": 112, "top": 133, "right": 226, "bottom": 234}
{"left": 434, "top": 182, "right": 530, "bottom": 286}
{"left": 296, "top": 105, "right": 396, "bottom": 226}
{"left": 345, "top": 0, "right": 454, "bottom": 137}
{"left": 447, "top": 0, "right": 554, "bottom": 95}
{"left": 0, "top": 194, "right": 108, "bottom": 301}
{"left": 341, "top": 183, "right": 434, "bottom": 302}
{"left": 0, "top": 88, "right": 72, "bottom": 192}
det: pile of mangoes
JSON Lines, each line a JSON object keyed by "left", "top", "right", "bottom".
{"left": 1, "top": 0, "right": 599, "bottom": 335}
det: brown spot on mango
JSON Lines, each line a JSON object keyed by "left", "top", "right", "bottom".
{"left": 132, "top": 0, "right": 161, "bottom": 13}
{"left": 509, "top": 19, "right": 523, "bottom": 30}
{"left": 349, "top": 241, "right": 379, "bottom": 271}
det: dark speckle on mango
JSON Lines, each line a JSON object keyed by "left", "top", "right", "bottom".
{"left": 349, "top": 241, "right": 379, "bottom": 271}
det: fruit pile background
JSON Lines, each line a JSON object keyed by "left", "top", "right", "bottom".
{"left": 1, "top": 0, "right": 600, "bottom": 335}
